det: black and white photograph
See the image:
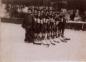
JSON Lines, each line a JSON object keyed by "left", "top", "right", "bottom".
{"left": 0, "top": 0, "right": 86, "bottom": 62}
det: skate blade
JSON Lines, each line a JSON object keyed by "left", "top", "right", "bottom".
{"left": 53, "top": 40, "right": 60, "bottom": 43}
{"left": 33, "top": 42, "right": 42, "bottom": 45}
{"left": 60, "top": 39, "right": 68, "bottom": 43}
{"left": 42, "top": 43, "right": 50, "bottom": 47}
{"left": 51, "top": 42, "right": 56, "bottom": 45}
{"left": 64, "top": 38, "right": 70, "bottom": 40}
{"left": 49, "top": 40, "right": 56, "bottom": 45}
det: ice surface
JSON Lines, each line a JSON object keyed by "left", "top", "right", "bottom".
{"left": 0, "top": 22, "right": 86, "bottom": 62}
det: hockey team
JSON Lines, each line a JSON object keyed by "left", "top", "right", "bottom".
{"left": 22, "top": 8, "right": 69, "bottom": 46}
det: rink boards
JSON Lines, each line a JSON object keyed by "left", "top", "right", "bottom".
{"left": 1, "top": 18, "right": 86, "bottom": 30}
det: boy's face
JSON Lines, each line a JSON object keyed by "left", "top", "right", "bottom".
{"left": 28, "top": 10, "right": 32, "bottom": 14}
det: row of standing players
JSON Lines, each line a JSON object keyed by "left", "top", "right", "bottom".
{"left": 22, "top": 12, "right": 66, "bottom": 43}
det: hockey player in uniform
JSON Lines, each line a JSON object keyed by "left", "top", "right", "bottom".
{"left": 58, "top": 15, "right": 66, "bottom": 37}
